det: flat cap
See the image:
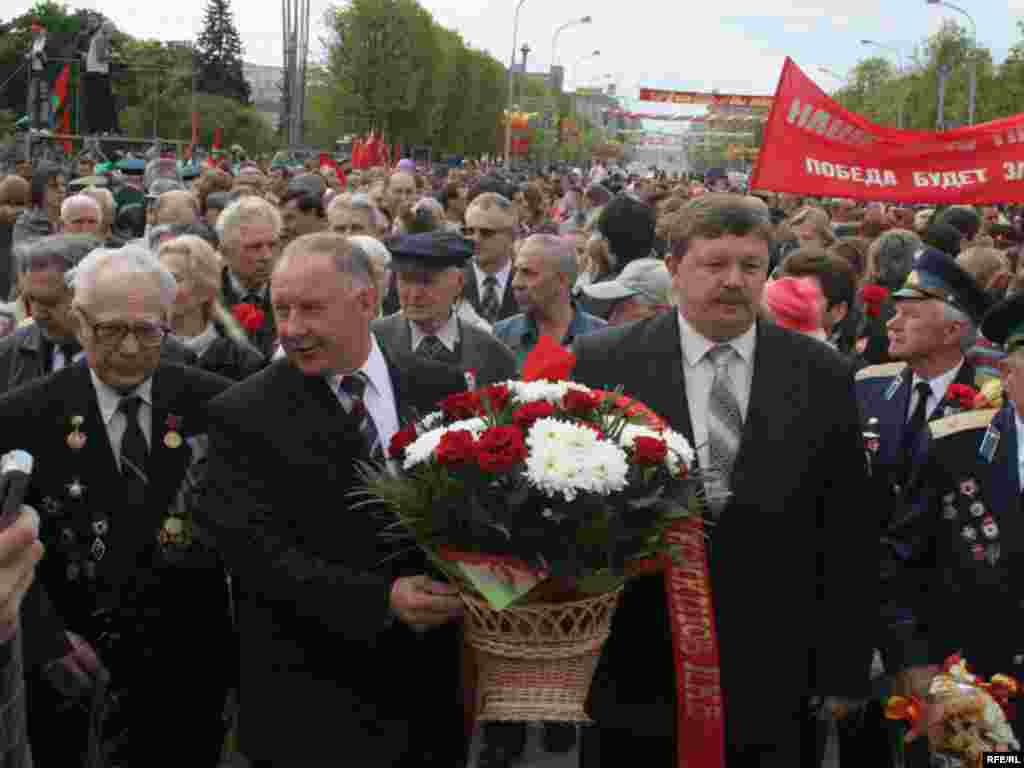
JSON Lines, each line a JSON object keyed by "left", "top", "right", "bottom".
{"left": 388, "top": 231, "right": 473, "bottom": 273}
{"left": 893, "top": 246, "right": 990, "bottom": 325}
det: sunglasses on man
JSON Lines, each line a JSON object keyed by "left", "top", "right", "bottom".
{"left": 463, "top": 227, "right": 508, "bottom": 239}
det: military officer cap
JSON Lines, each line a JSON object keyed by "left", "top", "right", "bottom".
{"left": 892, "top": 246, "right": 991, "bottom": 324}
{"left": 388, "top": 231, "right": 473, "bottom": 273}
{"left": 981, "top": 292, "right": 1024, "bottom": 353}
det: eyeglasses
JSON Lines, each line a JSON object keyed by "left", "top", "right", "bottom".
{"left": 463, "top": 227, "right": 507, "bottom": 239}
{"left": 76, "top": 307, "right": 167, "bottom": 348}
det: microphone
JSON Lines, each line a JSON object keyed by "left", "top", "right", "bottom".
{"left": 0, "top": 451, "right": 33, "bottom": 531}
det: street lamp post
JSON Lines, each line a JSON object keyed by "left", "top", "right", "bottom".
{"left": 571, "top": 50, "right": 600, "bottom": 163}
{"left": 504, "top": 0, "right": 529, "bottom": 163}
{"left": 861, "top": 39, "right": 909, "bottom": 128}
{"left": 926, "top": 0, "right": 977, "bottom": 125}
{"left": 550, "top": 16, "right": 592, "bottom": 74}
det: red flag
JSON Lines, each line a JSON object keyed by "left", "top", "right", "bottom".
{"left": 61, "top": 108, "right": 71, "bottom": 153}
{"left": 213, "top": 128, "right": 223, "bottom": 150}
{"left": 750, "top": 57, "right": 1024, "bottom": 204}
{"left": 50, "top": 64, "right": 70, "bottom": 114}
{"left": 352, "top": 139, "right": 363, "bottom": 170}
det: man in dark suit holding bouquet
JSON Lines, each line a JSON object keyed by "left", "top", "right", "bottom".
{"left": 572, "top": 195, "right": 876, "bottom": 767}
{"left": 198, "top": 232, "right": 470, "bottom": 767}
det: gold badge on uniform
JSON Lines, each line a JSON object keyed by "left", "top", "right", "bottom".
{"left": 67, "top": 415, "right": 86, "bottom": 451}
{"left": 164, "top": 414, "right": 183, "bottom": 449}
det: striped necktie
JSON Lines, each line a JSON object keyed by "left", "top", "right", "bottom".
{"left": 480, "top": 275, "right": 500, "bottom": 323}
{"left": 339, "top": 372, "right": 381, "bottom": 459}
{"left": 705, "top": 344, "right": 743, "bottom": 515}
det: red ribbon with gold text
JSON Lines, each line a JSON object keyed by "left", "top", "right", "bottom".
{"left": 664, "top": 516, "right": 726, "bottom": 768}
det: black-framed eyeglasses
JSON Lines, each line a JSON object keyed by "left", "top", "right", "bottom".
{"left": 464, "top": 227, "right": 506, "bottom": 239}
{"left": 76, "top": 307, "right": 167, "bottom": 348}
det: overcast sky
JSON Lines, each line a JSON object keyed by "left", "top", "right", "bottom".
{"left": 12, "top": 0, "right": 1024, "bottom": 124}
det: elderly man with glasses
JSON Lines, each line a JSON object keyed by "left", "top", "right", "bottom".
{"left": 0, "top": 244, "right": 236, "bottom": 767}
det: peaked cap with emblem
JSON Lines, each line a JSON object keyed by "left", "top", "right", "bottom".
{"left": 388, "top": 231, "right": 473, "bottom": 273}
{"left": 893, "top": 246, "right": 991, "bottom": 324}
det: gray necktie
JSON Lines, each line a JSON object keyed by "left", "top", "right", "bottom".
{"left": 706, "top": 344, "right": 743, "bottom": 514}
{"left": 417, "top": 335, "right": 446, "bottom": 360}
{"left": 480, "top": 275, "right": 500, "bottom": 323}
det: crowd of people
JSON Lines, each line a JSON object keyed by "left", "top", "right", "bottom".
{"left": 0, "top": 147, "right": 1018, "bottom": 767}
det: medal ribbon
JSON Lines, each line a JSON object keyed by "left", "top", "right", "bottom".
{"left": 664, "top": 516, "right": 725, "bottom": 768}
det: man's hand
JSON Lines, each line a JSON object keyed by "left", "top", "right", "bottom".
{"left": 45, "top": 631, "right": 109, "bottom": 699}
{"left": 0, "top": 505, "right": 44, "bottom": 645}
{"left": 390, "top": 575, "right": 463, "bottom": 631}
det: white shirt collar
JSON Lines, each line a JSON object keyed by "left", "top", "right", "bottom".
{"left": 329, "top": 334, "right": 390, "bottom": 400}
{"left": 90, "top": 370, "right": 154, "bottom": 426}
{"left": 473, "top": 259, "right": 512, "bottom": 295}
{"left": 910, "top": 360, "right": 964, "bottom": 410}
{"left": 409, "top": 312, "right": 460, "bottom": 353}
{"left": 677, "top": 310, "right": 757, "bottom": 369}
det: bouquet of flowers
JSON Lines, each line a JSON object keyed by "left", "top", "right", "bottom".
{"left": 886, "top": 655, "right": 1020, "bottom": 767}
{"left": 354, "top": 337, "right": 705, "bottom": 722}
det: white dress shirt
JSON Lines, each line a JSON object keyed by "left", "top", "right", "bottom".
{"left": 1014, "top": 410, "right": 1024, "bottom": 493}
{"left": 907, "top": 361, "right": 964, "bottom": 423}
{"left": 409, "top": 312, "right": 460, "bottom": 354}
{"left": 472, "top": 260, "right": 512, "bottom": 304}
{"left": 90, "top": 371, "right": 153, "bottom": 470}
{"left": 52, "top": 345, "right": 85, "bottom": 373}
{"left": 329, "top": 335, "right": 400, "bottom": 452}
{"left": 677, "top": 312, "right": 757, "bottom": 470}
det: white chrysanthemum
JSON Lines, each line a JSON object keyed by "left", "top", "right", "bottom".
{"left": 418, "top": 411, "right": 444, "bottom": 430}
{"left": 663, "top": 429, "right": 696, "bottom": 475}
{"left": 524, "top": 419, "right": 629, "bottom": 501}
{"left": 403, "top": 418, "right": 488, "bottom": 470}
{"left": 403, "top": 427, "right": 447, "bottom": 469}
{"left": 506, "top": 380, "right": 592, "bottom": 405}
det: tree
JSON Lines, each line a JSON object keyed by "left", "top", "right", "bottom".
{"left": 195, "top": 0, "right": 251, "bottom": 104}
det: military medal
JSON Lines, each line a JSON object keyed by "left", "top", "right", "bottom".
{"left": 942, "top": 504, "right": 958, "bottom": 520}
{"left": 60, "top": 527, "right": 75, "bottom": 545}
{"left": 980, "top": 424, "right": 1001, "bottom": 463}
{"left": 41, "top": 496, "right": 62, "bottom": 517}
{"left": 863, "top": 417, "right": 880, "bottom": 477}
{"left": 91, "top": 519, "right": 108, "bottom": 537}
{"left": 66, "top": 561, "right": 80, "bottom": 582}
{"left": 970, "top": 501, "right": 986, "bottom": 518}
{"left": 986, "top": 543, "right": 1001, "bottom": 566}
{"left": 959, "top": 477, "right": 978, "bottom": 498}
{"left": 66, "top": 415, "right": 86, "bottom": 451}
{"left": 972, "top": 543, "right": 986, "bottom": 561}
{"left": 66, "top": 478, "right": 86, "bottom": 500}
{"left": 164, "top": 415, "right": 183, "bottom": 449}
{"left": 962, "top": 525, "right": 978, "bottom": 542}
{"left": 83, "top": 561, "right": 96, "bottom": 580}
{"left": 91, "top": 537, "right": 106, "bottom": 561}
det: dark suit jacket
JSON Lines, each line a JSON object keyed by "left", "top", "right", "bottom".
{"left": 198, "top": 352, "right": 469, "bottom": 766}
{"left": 0, "top": 321, "right": 198, "bottom": 396}
{"left": 220, "top": 267, "right": 277, "bottom": 358}
{"left": 0, "top": 362, "right": 231, "bottom": 668}
{"left": 571, "top": 312, "right": 875, "bottom": 756}
{"left": 372, "top": 313, "right": 516, "bottom": 388}
{"left": 196, "top": 321, "right": 267, "bottom": 382}
{"left": 461, "top": 263, "right": 519, "bottom": 322}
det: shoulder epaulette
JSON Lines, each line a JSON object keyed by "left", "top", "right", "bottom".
{"left": 855, "top": 362, "right": 907, "bottom": 382}
{"left": 929, "top": 408, "right": 998, "bottom": 440}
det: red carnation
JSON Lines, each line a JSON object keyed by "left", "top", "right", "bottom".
{"left": 476, "top": 426, "right": 528, "bottom": 473}
{"left": 512, "top": 401, "right": 556, "bottom": 429}
{"left": 388, "top": 424, "right": 418, "bottom": 459}
{"left": 632, "top": 436, "right": 668, "bottom": 465}
{"left": 440, "top": 391, "right": 482, "bottom": 420}
{"left": 480, "top": 384, "right": 511, "bottom": 413}
{"left": 233, "top": 302, "right": 266, "bottom": 333}
{"left": 563, "top": 388, "right": 601, "bottom": 415}
{"left": 435, "top": 430, "right": 477, "bottom": 466}
{"left": 859, "top": 284, "right": 890, "bottom": 318}
{"left": 947, "top": 384, "right": 978, "bottom": 410}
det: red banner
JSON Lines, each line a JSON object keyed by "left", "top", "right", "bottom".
{"left": 751, "top": 58, "right": 1024, "bottom": 204}
{"left": 638, "top": 88, "right": 773, "bottom": 108}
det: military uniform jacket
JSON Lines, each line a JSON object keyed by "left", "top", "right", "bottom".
{"left": 0, "top": 361, "right": 233, "bottom": 669}
{"left": 855, "top": 360, "right": 978, "bottom": 631}
{"left": 919, "top": 405, "right": 1024, "bottom": 681}
{"left": 371, "top": 312, "right": 516, "bottom": 388}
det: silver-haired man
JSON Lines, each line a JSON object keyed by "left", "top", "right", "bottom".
{"left": 0, "top": 244, "right": 235, "bottom": 767}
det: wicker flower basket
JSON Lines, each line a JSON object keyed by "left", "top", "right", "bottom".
{"left": 460, "top": 588, "right": 624, "bottom": 723}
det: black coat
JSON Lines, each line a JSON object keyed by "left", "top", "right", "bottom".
{"left": 198, "top": 352, "right": 469, "bottom": 766}
{"left": 195, "top": 322, "right": 266, "bottom": 382}
{"left": 460, "top": 263, "right": 519, "bottom": 323}
{"left": 570, "top": 312, "right": 876, "bottom": 762}
{"left": 0, "top": 361, "right": 234, "bottom": 766}
{"left": 220, "top": 267, "right": 276, "bottom": 358}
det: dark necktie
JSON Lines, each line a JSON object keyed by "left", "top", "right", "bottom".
{"left": 903, "top": 381, "right": 933, "bottom": 466}
{"left": 417, "top": 335, "right": 447, "bottom": 361}
{"left": 339, "top": 373, "right": 381, "bottom": 459}
{"left": 241, "top": 292, "right": 263, "bottom": 307}
{"left": 480, "top": 275, "right": 500, "bottom": 323}
{"left": 118, "top": 395, "right": 149, "bottom": 495}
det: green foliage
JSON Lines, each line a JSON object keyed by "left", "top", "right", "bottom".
{"left": 121, "top": 92, "right": 277, "bottom": 153}
{"left": 195, "top": 0, "right": 250, "bottom": 104}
